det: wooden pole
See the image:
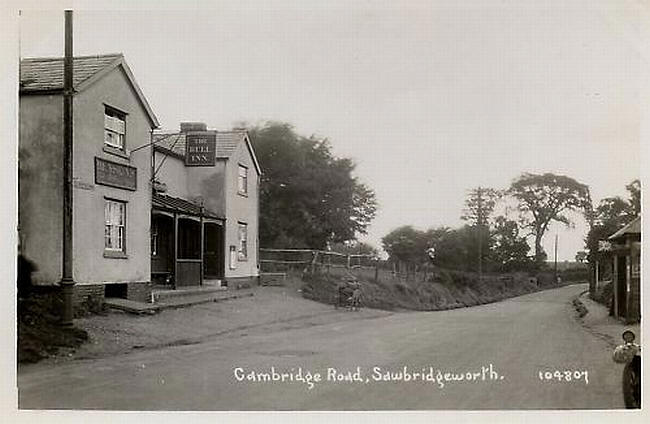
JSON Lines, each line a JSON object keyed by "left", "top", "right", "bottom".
{"left": 554, "top": 233, "right": 558, "bottom": 283}
{"left": 60, "top": 10, "right": 75, "bottom": 326}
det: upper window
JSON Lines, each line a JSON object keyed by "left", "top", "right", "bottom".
{"left": 105, "top": 199, "right": 126, "bottom": 252}
{"left": 238, "top": 164, "right": 248, "bottom": 195}
{"left": 238, "top": 222, "right": 248, "bottom": 260}
{"left": 104, "top": 107, "right": 126, "bottom": 150}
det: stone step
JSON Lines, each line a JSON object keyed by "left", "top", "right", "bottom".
{"left": 105, "top": 290, "right": 255, "bottom": 315}
{"left": 155, "top": 291, "right": 254, "bottom": 310}
{"left": 152, "top": 286, "right": 227, "bottom": 303}
{"left": 104, "top": 297, "right": 161, "bottom": 315}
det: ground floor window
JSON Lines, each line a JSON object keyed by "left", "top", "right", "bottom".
{"left": 230, "top": 245, "right": 237, "bottom": 270}
{"left": 238, "top": 222, "right": 248, "bottom": 260}
{"left": 105, "top": 199, "right": 126, "bottom": 252}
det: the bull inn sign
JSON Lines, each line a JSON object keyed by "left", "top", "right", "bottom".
{"left": 185, "top": 133, "right": 217, "bottom": 166}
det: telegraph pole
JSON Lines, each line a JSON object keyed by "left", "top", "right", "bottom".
{"left": 477, "top": 186, "right": 483, "bottom": 281}
{"left": 61, "top": 10, "right": 75, "bottom": 325}
{"left": 554, "top": 233, "right": 558, "bottom": 284}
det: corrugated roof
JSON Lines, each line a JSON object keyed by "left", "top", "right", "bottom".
{"left": 608, "top": 216, "right": 641, "bottom": 240}
{"left": 20, "top": 54, "right": 122, "bottom": 92}
{"left": 153, "top": 131, "right": 243, "bottom": 160}
{"left": 152, "top": 193, "right": 224, "bottom": 220}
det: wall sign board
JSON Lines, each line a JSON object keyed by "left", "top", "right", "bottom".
{"left": 95, "top": 157, "right": 137, "bottom": 191}
{"left": 185, "top": 133, "right": 216, "bottom": 166}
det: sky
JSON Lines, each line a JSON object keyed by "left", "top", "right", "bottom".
{"left": 16, "top": 0, "right": 642, "bottom": 261}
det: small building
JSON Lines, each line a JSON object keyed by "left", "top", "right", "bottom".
{"left": 608, "top": 216, "right": 641, "bottom": 323}
{"left": 152, "top": 123, "right": 261, "bottom": 288}
{"left": 19, "top": 54, "right": 159, "bottom": 306}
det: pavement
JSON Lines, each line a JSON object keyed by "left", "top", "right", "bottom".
{"left": 574, "top": 289, "right": 641, "bottom": 349}
{"left": 23, "top": 283, "right": 391, "bottom": 364}
{"left": 18, "top": 283, "right": 629, "bottom": 410}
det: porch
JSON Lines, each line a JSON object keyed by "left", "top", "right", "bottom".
{"left": 151, "top": 193, "right": 226, "bottom": 289}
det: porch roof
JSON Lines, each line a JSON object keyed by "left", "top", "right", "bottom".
{"left": 608, "top": 216, "right": 641, "bottom": 241}
{"left": 152, "top": 193, "right": 224, "bottom": 220}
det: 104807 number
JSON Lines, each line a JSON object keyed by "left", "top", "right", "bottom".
{"left": 538, "top": 369, "right": 589, "bottom": 384}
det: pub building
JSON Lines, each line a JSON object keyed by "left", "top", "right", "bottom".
{"left": 19, "top": 54, "right": 159, "bottom": 306}
{"left": 19, "top": 53, "right": 261, "bottom": 311}
{"left": 152, "top": 123, "right": 261, "bottom": 289}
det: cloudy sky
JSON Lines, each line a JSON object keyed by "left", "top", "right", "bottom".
{"left": 17, "top": 0, "right": 642, "bottom": 260}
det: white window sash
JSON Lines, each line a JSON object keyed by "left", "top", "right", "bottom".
{"left": 105, "top": 200, "right": 126, "bottom": 251}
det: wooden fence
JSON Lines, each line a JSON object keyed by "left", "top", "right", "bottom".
{"left": 259, "top": 248, "right": 380, "bottom": 281}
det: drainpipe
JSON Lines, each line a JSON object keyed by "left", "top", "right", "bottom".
{"left": 60, "top": 10, "right": 75, "bottom": 326}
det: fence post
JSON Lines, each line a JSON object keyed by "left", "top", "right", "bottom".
{"left": 374, "top": 262, "right": 379, "bottom": 284}
{"left": 326, "top": 253, "right": 331, "bottom": 277}
{"left": 310, "top": 251, "right": 318, "bottom": 274}
{"left": 346, "top": 255, "right": 351, "bottom": 269}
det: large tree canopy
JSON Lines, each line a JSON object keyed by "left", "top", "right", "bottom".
{"left": 247, "top": 122, "right": 378, "bottom": 249}
{"left": 584, "top": 179, "right": 640, "bottom": 267}
{"left": 509, "top": 173, "right": 591, "bottom": 265}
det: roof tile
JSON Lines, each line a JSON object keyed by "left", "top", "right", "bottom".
{"left": 20, "top": 54, "right": 122, "bottom": 92}
{"left": 152, "top": 193, "right": 224, "bottom": 219}
{"left": 153, "top": 131, "right": 246, "bottom": 159}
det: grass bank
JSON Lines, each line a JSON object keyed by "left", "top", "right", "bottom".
{"left": 18, "top": 288, "right": 89, "bottom": 364}
{"left": 301, "top": 267, "right": 580, "bottom": 311}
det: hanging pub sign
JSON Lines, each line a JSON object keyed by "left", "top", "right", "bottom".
{"left": 185, "top": 132, "right": 216, "bottom": 166}
{"left": 95, "top": 157, "right": 137, "bottom": 191}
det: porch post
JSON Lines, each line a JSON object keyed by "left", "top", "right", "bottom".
{"left": 200, "top": 208, "right": 204, "bottom": 286}
{"left": 625, "top": 253, "right": 631, "bottom": 323}
{"left": 173, "top": 212, "right": 178, "bottom": 289}
{"left": 613, "top": 254, "right": 618, "bottom": 318}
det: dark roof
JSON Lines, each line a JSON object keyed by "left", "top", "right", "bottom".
{"left": 153, "top": 130, "right": 261, "bottom": 174}
{"left": 20, "top": 54, "right": 160, "bottom": 127}
{"left": 152, "top": 193, "right": 224, "bottom": 220}
{"left": 609, "top": 216, "right": 641, "bottom": 240}
{"left": 20, "top": 54, "right": 122, "bottom": 92}
{"left": 153, "top": 131, "right": 242, "bottom": 158}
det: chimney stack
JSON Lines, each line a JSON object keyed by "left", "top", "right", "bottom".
{"left": 180, "top": 122, "right": 207, "bottom": 132}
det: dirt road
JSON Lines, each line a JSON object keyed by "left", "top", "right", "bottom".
{"left": 18, "top": 284, "right": 625, "bottom": 410}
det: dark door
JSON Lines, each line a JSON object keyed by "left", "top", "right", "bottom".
{"left": 151, "top": 215, "right": 174, "bottom": 274}
{"left": 204, "top": 223, "right": 224, "bottom": 279}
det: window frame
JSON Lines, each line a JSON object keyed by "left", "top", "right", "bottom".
{"left": 104, "top": 105, "right": 127, "bottom": 151}
{"left": 237, "top": 222, "right": 248, "bottom": 261}
{"left": 104, "top": 198, "right": 127, "bottom": 258}
{"left": 237, "top": 164, "right": 248, "bottom": 196}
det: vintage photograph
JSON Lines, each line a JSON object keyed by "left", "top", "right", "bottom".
{"left": 13, "top": 0, "right": 643, "bottom": 413}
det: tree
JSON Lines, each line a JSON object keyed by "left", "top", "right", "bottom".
{"left": 584, "top": 180, "right": 640, "bottom": 280}
{"left": 461, "top": 187, "right": 500, "bottom": 227}
{"left": 248, "top": 122, "right": 378, "bottom": 248}
{"left": 490, "top": 216, "right": 533, "bottom": 271}
{"left": 575, "top": 251, "right": 588, "bottom": 263}
{"left": 626, "top": 179, "right": 641, "bottom": 217}
{"left": 381, "top": 226, "right": 430, "bottom": 269}
{"left": 461, "top": 187, "right": 500, "bottom": 275}
{"left": 509, "top": 173, "right": 591, "bottom": 266}
{"left": 330, "top": 241, "right": 379, "bottom": 257}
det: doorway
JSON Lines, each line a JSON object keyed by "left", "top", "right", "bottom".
{"left": 203, "top": 222, "right": 224, "bottom": 279}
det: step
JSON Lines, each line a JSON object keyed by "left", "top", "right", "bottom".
{"left": 152, "top": 286, "right": 228, "bottom": 303}
{"left": 104, "top": 297, "right": 161, "bottom": 315}
{"left": 155, "top": 290, "right": 254, "bottom": 310}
